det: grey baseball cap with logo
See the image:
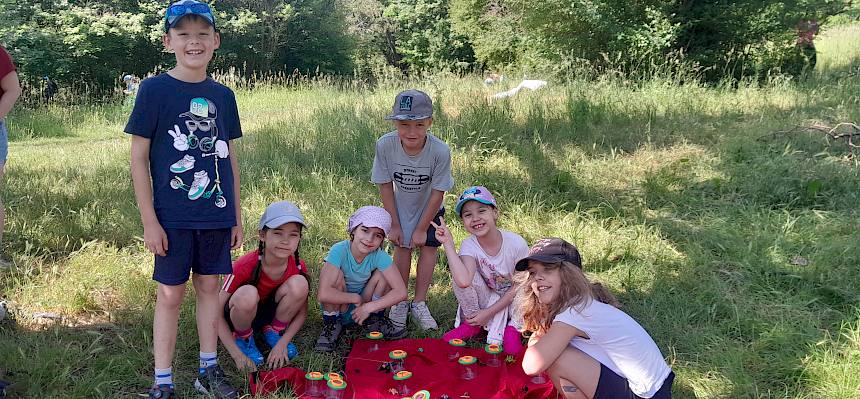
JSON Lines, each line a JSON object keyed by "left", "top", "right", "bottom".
{"left": 385, "top": 89, "right": 433, "bottom": 121}
{"left": 258, "top": 200, "right": 307, "bottom": 230}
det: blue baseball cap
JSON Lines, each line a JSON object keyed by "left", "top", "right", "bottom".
{"left": 164, "top": 0, "right": 215, "bottom": 32}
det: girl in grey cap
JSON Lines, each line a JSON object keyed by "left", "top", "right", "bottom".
{"left": 217, "top": 201, "right": 310, "bottom": 371}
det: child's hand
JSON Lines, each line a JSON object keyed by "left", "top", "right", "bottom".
{"left": 267, "top": 339, "right": 291, "bottom": 369}
{"left": 411, "top": 229, "right": 427, "bottom": 248}
{"left": 466, "top": 308, "right": 494, "bottom": 328}
{"left": 430, "top": 217, "right": 453, "bottom": 244}
{"left": 230, "top": 225, "right": 243, "bottom": 250}
{"left": 352, "top": 303, "right": 372, "bottom": 325}
{"left": 143, "top": 221, "right": 168, "bottom": 256}
{"left": 231, "top": 352, "right": 258, "bottom": 372}
{"left": 388, "top": 225, "right": 403, "bottom": 247}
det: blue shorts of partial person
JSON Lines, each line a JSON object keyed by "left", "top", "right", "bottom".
{"left": 0, "top": 119, "right": 8, "bottom": 164}
{"left": 594, "top": 364, "right": 674, "bottom": 399}
{"left": 153, "top": 228, "right": 233, "bottom": 285}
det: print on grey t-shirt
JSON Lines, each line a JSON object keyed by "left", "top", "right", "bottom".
{"left": 393, "top": 165, "right": 431, "bottom": 193}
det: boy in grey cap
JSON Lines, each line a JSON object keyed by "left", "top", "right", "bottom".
{"left": 371, "top": 89, "right": 454, "bottom": 330}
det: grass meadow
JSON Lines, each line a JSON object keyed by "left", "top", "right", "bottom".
{"left": 2, "top": 24, "right": 860, "bottom": 398}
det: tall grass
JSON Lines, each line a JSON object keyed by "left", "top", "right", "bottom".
{"left": 1, "top": 24, "right": 859, "bottom": 399}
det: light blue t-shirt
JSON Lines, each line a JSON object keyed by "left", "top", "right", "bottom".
{"left": 324, "top": 240, "right": 393, "bottom": 294}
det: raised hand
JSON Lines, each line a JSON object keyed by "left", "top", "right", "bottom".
{"left": 167, "top": 124, "right": 189, "bottom": 151}
{"left": 430, "top": 217, "right": 453, "bottom": 245}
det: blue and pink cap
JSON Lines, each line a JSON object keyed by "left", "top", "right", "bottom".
{"left": 454, "top": 186, "right": 498, "bottom": 216}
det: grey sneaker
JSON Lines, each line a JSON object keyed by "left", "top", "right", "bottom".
{"left": 389, "top": 300, "right": 410, "bottom": 328}
{"left": 364, "top": 313, "right": 408, "bottom": 340}
{"left": 147, "top": 384, "right": 175, "bottom": 399}
{"left": 410, "top": 301, "right": 438, "bottom": 330}
{"left": 194, "top": 364, "right": 237, "bottom": 399}
{"left": 314, "top": 319, "right": 343, "bottom": 352}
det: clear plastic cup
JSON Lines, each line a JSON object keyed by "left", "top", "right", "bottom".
{"left": 448, "top": 338, "right": 466, "bottom": 360}
{"left": 325, "top": 378, "right": 347, "bottom": 399}
{"left": 393, "top": 370, "right": 413, "bottom": 396}
{"left": 458, "top": 355, "right": 477, "bottom": 380}
{"left": 485, "top": 343, "right": 503, "bottom": 367}
{"left": 366, "top": 331, "right": 383, "bottom": 352}
{"left": 389, "top": 349, "right": 407, "bottom": 373}
{"left": 304, "top": 371, "right": 324, "bottom": 396}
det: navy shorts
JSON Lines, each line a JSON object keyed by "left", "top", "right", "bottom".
{"left": 0, "top": 119, "right": 8, "bottom": 164}
{"left": 224, "top": 294, "right": 278, "bottom": 332}
{"left": 594, "top": 364, "right": 674, "bottom": 399}
{"left": 153, "top": 228, "right": 233, "bottom": 285}
{"left": 423, "top": 208, "right": 445, "bottom": 248}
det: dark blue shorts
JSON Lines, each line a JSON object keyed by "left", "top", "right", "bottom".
{"left": 423, "top": 208, "right": 445, "bottom": 248}
{"left": 153, "top": 228, "right": 233, "bottom": 286}
{"left": 594, "top": 364, "right": 674, "bottom": 399}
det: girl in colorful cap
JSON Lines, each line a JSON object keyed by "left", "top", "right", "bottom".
{"left": 217, "top": 201, "right": 310, "bottom": 370}
{"left": 431, "top": 186, "right": 529, "bottom": 355}
{"left": 315, "top": 206, "right": 409, "bottom": 352}
{"left": 516, "top": 238, "right": 674, "bottom": 399}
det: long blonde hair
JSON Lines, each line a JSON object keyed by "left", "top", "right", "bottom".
{"left": 516, "top": 260, "right": 621, "bottom": 334}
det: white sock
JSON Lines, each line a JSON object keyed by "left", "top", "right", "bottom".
{"left": 154, "top": 367, "right": 173, "bottom": 387}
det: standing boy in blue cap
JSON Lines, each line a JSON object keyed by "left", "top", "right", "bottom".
{"left": 125, "top": 1, "right": 243, "bottom": 398}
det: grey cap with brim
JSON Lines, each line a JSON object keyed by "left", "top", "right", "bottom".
{"left": 258, "top": 200, "right": 307, "bottom": 230}
{"left": 385, "top": 89, "right": 433, "bottom": 120}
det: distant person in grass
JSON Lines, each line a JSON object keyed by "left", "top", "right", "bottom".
{"left": 371, "top": 89, "right": 455, "bottom": 331}
{"left": 431, "top": 186, "right": 529, "bottom": 356}
{"left": 218, "top": 201, "right": 309, "bottom": 370}
{"left": 125, "top": 1, "right": 243, "bottom": 398}
{"left": 0, "top": 45, "right": 21, "bottom": 269}
{"left": 315, "top": 206, "right": 408, "bottom": 351}
{"left": 518, "top": 238, "right": 674, "bottom": 399}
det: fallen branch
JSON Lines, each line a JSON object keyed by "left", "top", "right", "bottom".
{"left": 761, "top": 122, "right": 860, "bottom": 148}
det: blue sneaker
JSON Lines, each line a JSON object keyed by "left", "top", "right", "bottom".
{"left": 263, "top": 327, "right": 298, "bottom": 359}
{"left": 235, "top": 336, "right": 264, "bottom": 365}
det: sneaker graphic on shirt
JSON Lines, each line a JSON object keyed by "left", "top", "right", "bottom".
{"left": 169, "top": 155, "right": 196, "bottom": 173}
{"left": 188, "top": 170, "right": 210, "bottom": 200}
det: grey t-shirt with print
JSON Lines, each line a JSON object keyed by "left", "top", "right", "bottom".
{"left": 371, "top": 130, "right": 454, "bottom": 248}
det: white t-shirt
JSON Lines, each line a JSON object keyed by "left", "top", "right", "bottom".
{"left": 459, "top": 230, "right": 529, "bottom": 295}
{"left": 553, "top": 301, "right": 672, "bottom": 398}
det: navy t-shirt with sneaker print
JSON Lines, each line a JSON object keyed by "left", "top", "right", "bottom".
{"left": 125, "top": 73, "right": 242, "bottom": 229}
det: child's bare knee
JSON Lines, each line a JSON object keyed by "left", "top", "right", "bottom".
{"left": 282, "top": 275, "right": 309, "bottom": 298}
{"left": 192, "top": 274, "right": 220, "bottom": 295}
{"left": 232, "top": 285, "right": 259, "bottom": 310}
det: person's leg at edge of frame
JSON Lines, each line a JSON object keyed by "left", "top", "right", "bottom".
{"left": 153, "top": 283, "right": 186, "bottom": 387}
{"left": 0, "top": 162, "right": 5, "bottom": 263}
{"left": 546, "top": 346, "right": 601, "bottom": 399}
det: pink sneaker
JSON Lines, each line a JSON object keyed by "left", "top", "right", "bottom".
{"left": 442, "top": 322, "right": 483, "bottom": 342}
{"left": 503, "top": 325, "right": 524, "bottom": 356}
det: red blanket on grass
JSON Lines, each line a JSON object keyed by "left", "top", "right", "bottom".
{"left": 249, "top": 338, "right": 557, "bottom": 398}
